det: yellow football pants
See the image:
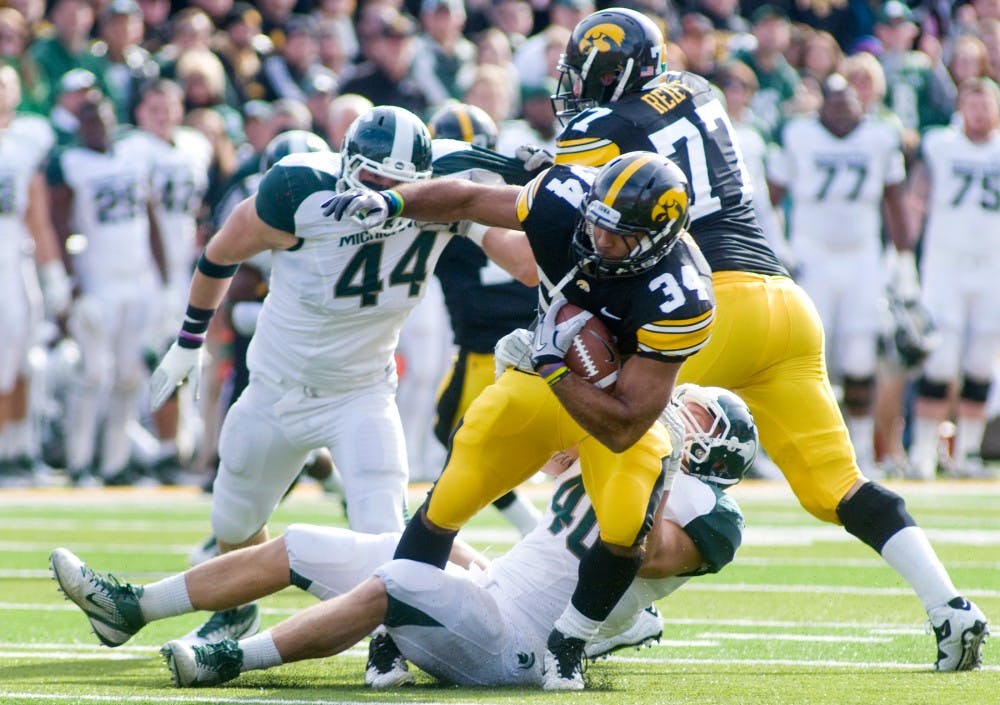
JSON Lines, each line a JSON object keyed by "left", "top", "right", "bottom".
{"left": 677, "top": 272, "right": 863, "bottom": 524}
{"left": 426, "top": 369, "right": 670, "bottom": 547}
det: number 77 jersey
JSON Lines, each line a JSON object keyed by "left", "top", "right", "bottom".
{"left": 555, "top": 71, "right": 788, "bottom": 278}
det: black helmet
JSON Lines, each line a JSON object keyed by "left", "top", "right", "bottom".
{"left": 551, "top": 8, "right": 666, "bottom": 120}
{"left": 573, "top": 151, "right": 690, "bottom": 278}
{"left": 259, "top": 129, "right": 331, "bottom": 173}
{"left": 340, "top": 106, "right": 433, "bottom": 190}
{"left": 674, "top": 384, "right": 759, "bottom": 487}
{"left": 427, "top": 101, "right": 499, "bottom": 149}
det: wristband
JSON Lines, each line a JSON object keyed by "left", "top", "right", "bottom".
{"left": 538, "top": 362, "right": 570, "bottom": 387}
{"left": 382, "top": 190, "right": 404, "bottom": 219}
{"left": 197, "top": 251, "right": 240, "bottom": 279}
{"left": 178, "top": 304, "right": 214, "bottom": 349}
{"left": 465, "top": 223, "right": 488, "bottom": 247}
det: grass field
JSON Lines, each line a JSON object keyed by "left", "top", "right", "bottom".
{"left": 1, "top": 478, "right": 997, "bottom": 705}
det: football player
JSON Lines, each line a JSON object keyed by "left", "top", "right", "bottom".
{"left": 0, "top": 65, "right": 69, "bottom": 486}
{"left": 767, "top": 75, "right": 912, "bottom": 472}
{"left": 50, "top": 384, "right": 756, "bottom": 689}
{"left": 425, "top": 101, "right": 542, "bottom": 535}
{"left": 48, "top": 92, "right": 164, "bottom": 488}
{"left": 121, "top": 79, "right": 213, "bottom": 484}
{"left": 323, "top": 150, "right": 715, "bottom": 690}
{"left": 145, "top": 106, "right": 535, "bottom": 650}
{"left": 908, "top": 77, "right": 1000, "bottom": 480}
{"left": 544, "top": 7, "right": 988, "bottom": 670}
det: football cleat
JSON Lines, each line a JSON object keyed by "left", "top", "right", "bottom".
{"left": 161, "top": 638, "right": 243, "bottom": 687}
{"left": 929, "top": 597, "right": 989, "bottom": 671}
{"left": 586, "top": 605, "right": 663, "bottom": 659}
{"left": 49, "top": 547, "right": 146, "bottom": 647}
{"left": 180, "top": 604, "right": 261, "bottom": 646}
{"left": 542, "top": 629, "right": 587, "bottom": 691}
{"left": 365, "top": 629, "right": 416, "bottom": 688}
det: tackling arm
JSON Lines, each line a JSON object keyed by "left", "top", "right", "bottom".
{"left": 395, "top": 178, "right": 524, "bottom": 230}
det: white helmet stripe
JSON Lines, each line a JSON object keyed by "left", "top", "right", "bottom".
{"left": 390, "top": 110, "right": 414, "bottom": 163}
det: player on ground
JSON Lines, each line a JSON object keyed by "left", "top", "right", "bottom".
{"left": 908, "top": 77, "right": 1000, "bottom": 480}
{"left": 145, "top": 106, "right": 535, "bottom": 649}
{"left": 324, "top": 150, "right": 715, "bottom": 689}
{"left": 767, "top": 75, "right": 912, "bottom": 472}
{"left": 51, "top": 384, "right": 756, "bottom": 689}
{"left": 546, "top": 6, "right": 988, "bottom": 670}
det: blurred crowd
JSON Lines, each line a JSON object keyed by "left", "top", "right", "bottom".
{"left": 1, "top": 0, "right": 999, "bottom": 489}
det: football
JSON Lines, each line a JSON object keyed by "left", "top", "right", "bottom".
{"left": 557, "top": 303, "right": 621, "bottom": 390}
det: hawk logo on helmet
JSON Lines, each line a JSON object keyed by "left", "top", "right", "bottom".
{"left": 579, "top": 24, "right": 626, "bottom": 53}
{"left": 652, "top": 188, "right": 687, "bottom": 223}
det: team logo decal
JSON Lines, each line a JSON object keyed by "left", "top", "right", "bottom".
{"left": 652, "top": 187, "right": 687, "bottom": 223}
{"left": 579, "top": 23, "right": 626, "bottom": 53}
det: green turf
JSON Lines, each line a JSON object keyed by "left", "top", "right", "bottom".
{"left": 1, "top": 479, "right": 997, "bottom": 705}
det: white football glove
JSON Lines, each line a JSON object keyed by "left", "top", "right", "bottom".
{"left": 515, "top": 144, "right": 555, "bottom": 172}
{"left": 887, "top": 248, "right": 921, "bottom": 303}
{"left": 39, "top": 261, "right": 71, "bottom": 319}
{"left": 494, "top": 327, "right": 535, "bottom": 378}
{"left": 530, "top": 298, "right": 592, "bottom": 370}
{"left": 149, "top": 342, "right": 203, "bottom": 410}
{"left": 321, "top": 188, "right": 392, "bottom": 229}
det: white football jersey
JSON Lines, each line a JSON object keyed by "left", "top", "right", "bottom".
{"left": 769, "top": 116, "right": 905, "bottom": 253}
{"left": 489, "top": 468, "right": 743, "bottom": 639}
{"left": 247, "top": 150, "right": 458, "bottom": 392}
{"left": 120, "top": 128, "right": 212, "bottom": 287}
{"left": 0, "top": 118, "right": 50, "bottom": 272}
{"left": 921, "top": 127, "right": 1000, "bottom": 259}
{"left": 47, "top": 141, "right": 155, "bottom": 291}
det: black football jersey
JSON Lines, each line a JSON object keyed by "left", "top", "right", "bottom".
{"left": 516, "top": 164, "right": 715, "bottom": 363}
{"left": 555, "top": 71, "right": 787, "bottom": 277}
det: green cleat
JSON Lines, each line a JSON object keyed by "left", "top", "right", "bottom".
{"left": 49, "top": 547, "right": 146, "bottom": 647}
{"left": 161, "top": 638, "right": 244, "bottom": 687}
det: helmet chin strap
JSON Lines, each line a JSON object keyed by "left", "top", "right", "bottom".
{"left": 609, "top": 58, "right": 635, "bottom": 102}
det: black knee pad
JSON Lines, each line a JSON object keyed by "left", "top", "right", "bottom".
{"left": 843, "top": 376, "right": 875, "bottom": 414}
{"left": 836, "top": 482, "right": 915, "bottom": 552}
{"left": 960, "top": 376, "right": 991, "bottom": 403}
{"left": 572, "top": 539, "right": 643, "bottom": 622}
{"left": 917, "top": 376, "right": 949, "bottom": 400}
{"left": 433, "top": 351, "right": 469, "bottom": 446}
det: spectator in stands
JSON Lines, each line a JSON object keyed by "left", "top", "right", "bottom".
{"left": 415, "top": 0, "right": 478, "bottom": 105}
{"left": 0, "top": 6, "right": 48, "bottom": 114}
{"left": 259, "top": 14, "right": 335, "bottom": 102}
{"left": 486, "top": 0, "right": 534, "bottom": 48}
{"left": 697, "top": 0, "right": 749, "bottom": 35}
{"left": 137, "top": 0, "right": 172, "bottom": 52}
{"left": 303, "top": 72, "right": 338, "bottom": 142}
{"left": 948, "top": 34, "right": 993, "bottom": 85}
{"left": 258, "top": 0, "right": 297, "bottom": 39}
{"left": 799, "top": 29, "right": 844, "bottom": 85}
{"left": 677, "top": 12, "right": 723, "bottom": 84}
{"left": 215, "top": 2, "right": 270, "bottom": 103}
{"left": 317, "top": 19, "right": 351, "bottom": 77}
{"left": 326, "top": 93, "right": 373, "bottom": 148}
{"left": 95, "top": 0, "right": 159, "bottom": 122}
{"left": 474, "top": 25, "right": 519, "bottom": 91}
{"left": 733, "top": 4, "right": 801, "bottom": 134}
{"left": 340, "top": 7, "right": 433, "bottom": 117}
{"left": 513, "top": 0, "right": 593, "bottom": 86}
{"left": 314, "top": 0, "right": 359, "bottom": 67}
{"left": 495, "top": 78, "right": 558, "bottom": 155}
{"left": 464, "top": 63, "right": 514, "bottom": 125}
{"left": 873, "top": 0, "right": 955, "bottom": 132}
{"left": 30, "top": 0, "right": 104, "bottom": 109}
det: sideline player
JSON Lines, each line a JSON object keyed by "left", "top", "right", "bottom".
{"left": 908, "top": 77, "right": 1000, "bottom": 479}
{"left": 323, "top": 150, "right": 715, "bottom": 689}
{"left": 145, "top": 106, "right": 535, "bottom": 647}
{"left": 546, "top": 6, "right": 987, "bottom": 669}
{"left": 767, "top": 75, "right": 912, "bottom": 472}
{"left": 51, "top": 385, "right": 756, "bottom": 688}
